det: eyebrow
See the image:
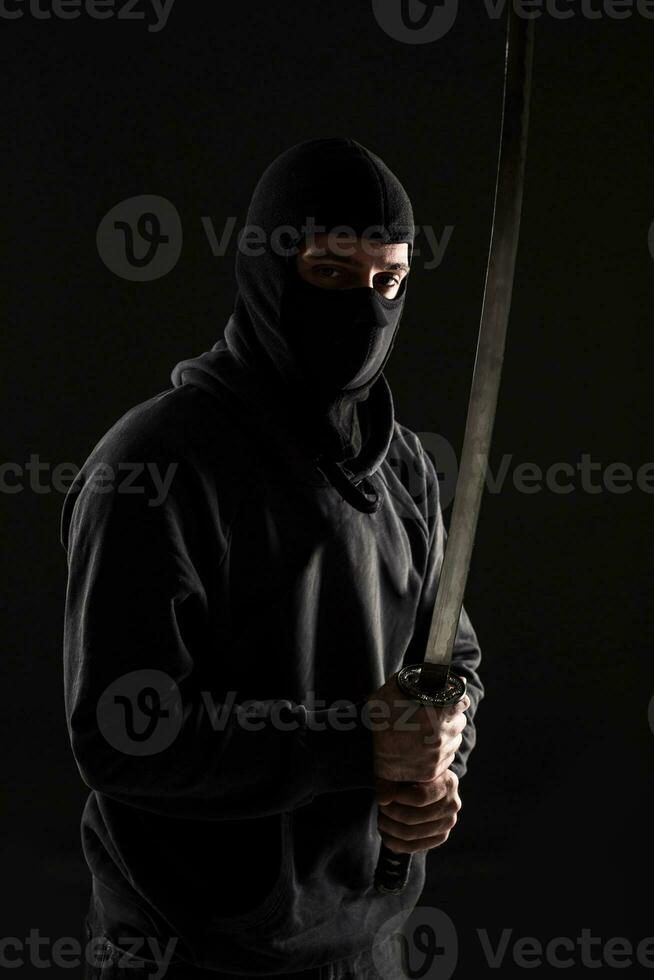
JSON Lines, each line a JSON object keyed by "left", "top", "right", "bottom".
{"left": 304, "top": 248, "right": 410, "bottom": 274}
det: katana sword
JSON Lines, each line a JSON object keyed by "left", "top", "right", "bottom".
{"left": 374, "top": 8, "right": 535, "bottom": 895}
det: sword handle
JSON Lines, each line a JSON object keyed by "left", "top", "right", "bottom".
{"left": 373, "top": 665, "right": 466, "bottom": 895}
{"left": 374, "top": 842, "right": 413, "bottom": 895}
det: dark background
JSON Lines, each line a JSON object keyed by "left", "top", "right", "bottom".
{"left": 3, "top": 2, "right": 652, "bottom": 976}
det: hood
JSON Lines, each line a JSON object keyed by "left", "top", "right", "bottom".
{"left": 171, "top": 137, "right": 415, "bottom": 513}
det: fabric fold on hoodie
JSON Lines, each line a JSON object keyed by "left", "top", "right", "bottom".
{"left": 171, "top": 318, "right": 396, "bottom": 514}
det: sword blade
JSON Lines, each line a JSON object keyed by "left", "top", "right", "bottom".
{"left": 424, "top": 12, "right": 535, "bottom": 672}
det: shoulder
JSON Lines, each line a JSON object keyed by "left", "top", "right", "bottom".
{"left": 83, "top": 383, "right": 234, "bottom": 468}
{"left": 60, "top": 384, "right": 245, "bottom": 547}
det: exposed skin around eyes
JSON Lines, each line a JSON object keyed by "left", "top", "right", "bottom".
{"left": 296, "top": 232, "right": 410, "bottom": 298}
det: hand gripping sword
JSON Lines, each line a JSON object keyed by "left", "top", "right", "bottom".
{"left": 374, "top": 8, "right": 535, "bottom": 895}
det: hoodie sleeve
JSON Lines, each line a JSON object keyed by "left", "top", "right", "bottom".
{"left": 402, "top": 438, "right": 484, "bottom": 781}
{"left": 62, "top": 453, "right": 376, "bottom": 823}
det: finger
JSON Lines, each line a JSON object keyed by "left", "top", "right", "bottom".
{"left": 453, "top": 692, "right": 470, "bottom": 713}
{"left": 423, "top": 725, "right": 463, "bottom": 751}
{"left": 374, "top": 777, "right": 398, "bottom": 806}
{"left": 452, "top": 711, "right": 468, "bottom": 734}
{"left": 439, "top": 693, "right": 470, "bottom": 716}
{"left": 385, "top": 779, "right": 448, "bottom": 808}
{"left": 378, "top": 812, "right": 456, "bottom": 841}
{"left": 433, "top": 751, "right": 458, "bottom": 780}
{"left": 422, "top": 721, "right": 464, "bottom": 747}
{"left": 379, "top": 796, "right": 459, "bottom": 825}
{"left": 423, "top": 698, "right": 470, "bottom": 730}
{"left": 379, "top": 830, "right": 450, "bottom": 855}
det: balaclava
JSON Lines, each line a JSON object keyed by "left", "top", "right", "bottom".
{"left": 172, "top": 137, "right": 415, "bottom": 511}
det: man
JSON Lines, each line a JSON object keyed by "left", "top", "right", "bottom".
{"left": 62, "top": 137, "right": 483, "bottom": 979}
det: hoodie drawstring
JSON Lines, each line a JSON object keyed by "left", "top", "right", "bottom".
{"left": 314, "top": 455, "right": 381, "bottom": 514}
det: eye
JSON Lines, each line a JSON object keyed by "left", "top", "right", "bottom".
{"left": 375, "top": 274, "right": 401, "bottom": 289}
{"left": 314, "top": 266, "right": 344, "bottom": 280}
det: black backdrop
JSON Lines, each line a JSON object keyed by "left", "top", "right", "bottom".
{"left": 3, "top": 3, "right": 653, "bottom": 977}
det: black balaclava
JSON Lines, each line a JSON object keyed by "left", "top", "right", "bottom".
{"left": 172, "top": 137, "right": 415, "bottom": 511}
{"left": 282, "top": 262, "right": 407, "bottom": 401}
{"left": 233, "top": 138, "right": 413, "bottom": 452}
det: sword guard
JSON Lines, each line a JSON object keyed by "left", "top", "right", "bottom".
{"left": 396, "top": 664, "right": 465, "bottom": 707}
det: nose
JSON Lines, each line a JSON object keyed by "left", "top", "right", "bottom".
{"left": 351, "top": 290, "right": 391, "bottom": 330}
{"left": 364, "top": 271, "right": 389, "bottom": 294}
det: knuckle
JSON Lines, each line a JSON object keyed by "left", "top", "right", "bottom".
{"left": 421, "top": 762, "right": 438, "bottom": 782}
{"left": 416, "top": 784, "right": 432, "bottom": 805}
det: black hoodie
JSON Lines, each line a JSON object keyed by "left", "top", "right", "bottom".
{"left": 62, "top": 138, "right": 484, "bottom": 976}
